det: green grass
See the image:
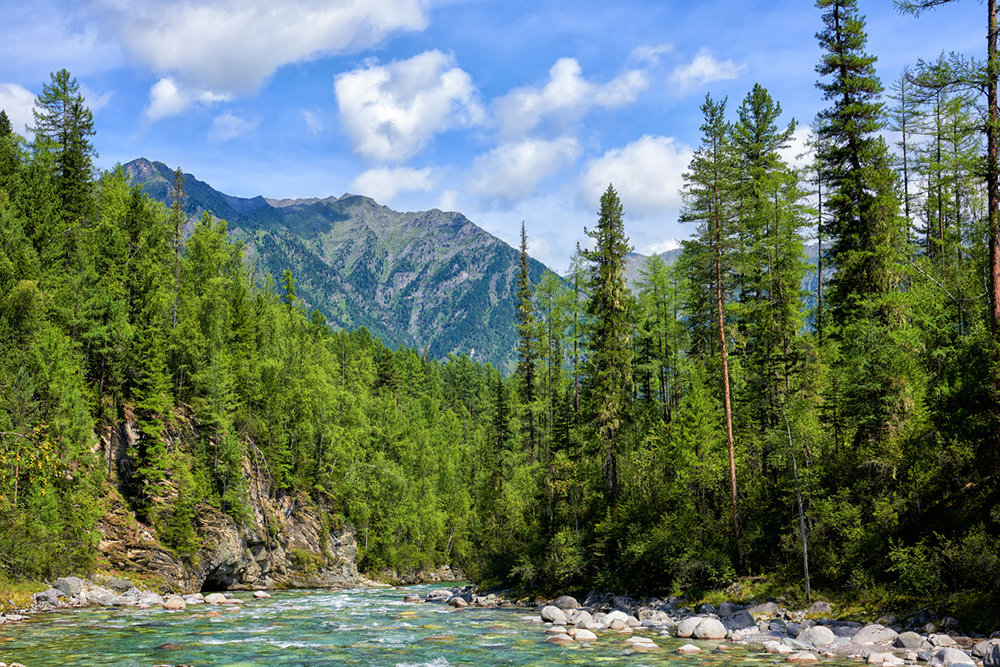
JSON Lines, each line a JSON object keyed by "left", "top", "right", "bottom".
{"left": 0, "top": 574, "right": 46, "bottom": 613}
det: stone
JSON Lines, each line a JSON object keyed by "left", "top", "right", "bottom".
{"left": 725, "top": 610, "right": 756, "bottom": 631}
{"left": 782, "top": 638, "right": 813, "bottom": 651}
{"left": 697, "top": 602, "right": 717, "bottom": 615}
{"left": 717, "top": 601, "right": 738, "bottom": 617}
{"left": 677, "top": 643, "right": 702, "bottom": 654}
{"left": 540, "top": 605, "right": 567, "bottom": 623}
{"left": 930, "top": 634, "right": 958, "bottom": 648}
{"left": 403, "top": 593, "right": 421, "bottom": 603}
{"left": 222, "top": 597, "right": 243, "bottom": 605}
{"left": 105, "top": 577, "right": 133, "bottom": 592}
{"left": 551, "top": 595, "right": 578, "bottom": 610}
{"left": 138, "top": 591, "right": 165, "bottom": 606}
{"left": 986, "top": 644, "right": 1000, "bottom": 667}
{"left": 253, "top": 591, "right": 271, "bottom": 599}
{"left": 895, "top": 631, "right": 927, "bottom": 650}
{"left": 567, "top": 610, "right": 593, "bottom": 626}
{"left": 749, "top": 601, "right": 780, "bottom": 618}
{"left": 52, "top": 576, "right": 87, "bottom": 598}
{"left": 676, "top": 616, "right": 702, "bottom": 637}
{"left": 545, "top": 634, "right": 574, "bottom": 645}
{"left": 84, "top": 586, "right": 119, "bottom": 606}
{"left": 797, "top": 625, "right": 836, "bottom": 648}
{"left": 934, "top": 647, "right": 975, "bottom": 666}
{"left": 868, "top": 652, "right": 904, "bottom": 665}
{"left": 765, "top": 641, "right": 793, "bottom": 655}
{"left": 545, "top": 626, "right": 570, "bottom": 634}
{"left": 854, "top": 624, "right": 899, "bottom": 646}
{"left": 808, "top": 601, "right": 833, "bottom": 615}
{"left": 570, "top": 628, "right": 597, "bottom": 641}
{"left": 162, "top": 597, "right": 186, "bottom": 611}
{"left": 973, "top": 639, "right": 1000, "bottom": 658}
{"left": 608, "top": 618, "right": 627, "bottom": 631}
{"left": 204, "top": 593, "right": 227, "bottom": 605}
{"left": 786, "top": 651, "right": 818, "bottom": 663}
{"left": 425, "top": 589, "right": 452, "bottom": 602}
{"left": 692, "top": 617, "right": 728, "bottom": 640}
{"left": 34, "top": 588, "right": 62, "bottom": 605}
{"left": 604, "top": 610, "right": 633, "bottom": 625}
{"left": 447, "top": 596, "right": 468, "bottom": 608}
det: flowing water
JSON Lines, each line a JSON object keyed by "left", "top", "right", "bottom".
{"left": 0, "top": 584, "right": 857, "bottom": 666}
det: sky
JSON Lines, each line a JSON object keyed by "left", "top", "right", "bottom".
{"left": 0, "top": 0, "right": 986, "bottom": 272}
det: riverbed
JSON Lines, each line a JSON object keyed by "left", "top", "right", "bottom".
{"left": 0, "top": 584, "right": 862, "bottom": 666}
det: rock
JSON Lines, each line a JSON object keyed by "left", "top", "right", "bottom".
{"left": 717, "top": 601, "right": 738, "bottom": 616}
{"left": 854, "top": 624, "right": 900, "bottom": 645}
{"left": 973, "top": 639, "right": 1000, "bottom": 659}
{"left": 832, "top": 624, "right": 861, "bottom": 639}
{"left": 726, "top": 610, "right": 757, "bottom": 631}
{"left": 797, "top": 625, "right": 836, "bottom": 648}
{"left": 551, "top": 595, "right": 578, "bottom": 610}
{"left": 930, "top": 634, "right": 958, "bottom": 648}
{"left": 545, "top": 634, "right": 574, "bottom": 645}
{"left": 221, "top": 597, "right": 243, "bottom": 605}
{"left": 138, "top": 591, "right": 165, "bottom": 606}
{"left": 447, "top": 596, "right": 468, "bottom": 608}
{"left": 697, "top": 602, "right": 717, "bottom": 614}
{"left": 425, "top": 589, "right": 452, "bottom": 602}
{"left": 868, "top": 652, "right": 904, "bottom": 665}
{"left": 782, "top": 638, "right": 813, "bottom": 651}
{"left": 570, "top": 628, "right": 597, "bottom": 641}
{"left": 786, "top": 651, "right": 819, "bottom": 663}
{"left": 605, "top": 610, "right": 633, "bottom": 625}
{"left": 986, "top": 644, "right": 1000, "bottom": 667}
{"left": 749, "top": 601, "right": 780, "bottom": 618}
{"left": 627, "top": 637, "right": 659, "bottom": 649}
{"left": 935, "top": 647, "right": 975, "bottom": 666}
{"left": 676, "top": 616, "right": 702, "bottom": 637}
{"left": 765, "top": 641, "right": 793, "bottom": 654}
{"left": 808, "top": 601, "right": 833, "bottom": 615}
{"left": 541, "top": 605, "right": 567, "bottom": 623}
{"left": 403, "top": 593, "right": 421, "bottom": 603}
{"left": 895, "top": 631, "right": 927, "bottom": 650}
{"left": 204, "top": 593, "right": 227, "bottom": 605}
{"left": 692, "top": 617, "right": 728, "bottom": 640}
{"left": 568, "top": 610, "right": 593, "bottom": 626}
{"left": 84, "top": 586, "right": 119, "bottom": 606}
{"left": 52, "top": 576, "right": 87, "bottom": 598}
{"left": 34, "top": 588, "right": 62, "bottom": 605}
{"left": 104, "top": 577, "right": 133, "bottom": 592}
{"left": 253, "top": 590, "right": 271, "bottom": 599}
{"left": 677, "top": 643, "right": 702, "bottom": 654}
{"left": 162, "top": 596, "right": 186, "bottom": 611}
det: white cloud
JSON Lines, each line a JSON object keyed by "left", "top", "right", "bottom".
{"left": 670, "top": 47, "right": 746, "bottom": 92}
{"left": 630, "top": 43, "right": 674, "bottom": 66}
{"left": 350, "top": 166, "right": 435, "bottom": 203}
{"left": 581, "top": 135, "right": 692, "bottom": 218}
{"left": 496, "top": 57, "right": 647, "bottom": 136}
{"left": 779, "top": 124, "right": 813, "bottom": 170}
{"left": 145, "top": 76, "right": 230, "bottom": 121}
{"left": 335, "top": 50, "right": 483, "bottom": 162}
{"left": 0, "top": 83, "right": 36, "bottom": 134}
{"left": 94, "top": 0, "right": 428, "bottom": 96}
{"left": 471, "top": 137, "right": 580, "bottom": 202}
{"left": 302, "top": 109, "right": 323, "bottom": 135}
{"left": 80, "top": 85, "right": 112, "bottom": 112}
{"left": 210, "top": 112, "right": 258, "bottom": 143}
{"left": 437, "top": 189, "right": 458, "bottom": 211}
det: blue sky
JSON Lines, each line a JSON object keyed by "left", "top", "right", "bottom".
{"left": 0, "top": 0, "right": 984, "bottom": 271}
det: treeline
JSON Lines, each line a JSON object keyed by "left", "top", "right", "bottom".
{"left": 476, "top": 0, "right": 1000, "bottom": 624}
{"left": 0, "top": 70, "right": 495, "bottom": 579}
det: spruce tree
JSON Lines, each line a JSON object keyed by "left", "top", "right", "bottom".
{"left": 515, "top": 222, "right": 537, "bottom": 458}
{"left": 583, "top": 184, "right": 633, "bottom": 507}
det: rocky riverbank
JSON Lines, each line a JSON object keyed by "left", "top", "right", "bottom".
{"left": 403, "top": 586, "right": 1000, "bottom": 666}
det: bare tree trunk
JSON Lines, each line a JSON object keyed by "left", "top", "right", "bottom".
{"left": 989, "top": 0, "right": 1000, "bottom": 443}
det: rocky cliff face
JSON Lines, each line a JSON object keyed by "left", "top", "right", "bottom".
{"left": 95, "top": 420, "right": 358, "bottom": 593}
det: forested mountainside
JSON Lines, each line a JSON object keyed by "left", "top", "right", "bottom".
{"left": 124, "top": 158, "right": 549, "bottom": 370}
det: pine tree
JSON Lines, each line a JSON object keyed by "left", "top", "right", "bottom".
{"left": 583, "top": 184, "right": 633, "bottom": 507}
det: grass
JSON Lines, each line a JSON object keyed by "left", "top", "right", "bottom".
{"left": 0, "top": 574, "right": 46, "bottom": 613}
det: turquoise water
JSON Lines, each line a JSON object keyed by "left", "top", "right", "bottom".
{"left": 0, "top": 585, "right": 851, "bottom": 666}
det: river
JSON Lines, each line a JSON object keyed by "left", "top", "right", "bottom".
{"left": 0, "top": 584, "right": 860, "bottom": 666}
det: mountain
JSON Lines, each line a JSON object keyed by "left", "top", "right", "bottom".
{"left": 124, "top": 159, "right": 548, "bottom": 369}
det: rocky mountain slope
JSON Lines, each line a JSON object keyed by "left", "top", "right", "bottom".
{"left": 124, "top": 158, "right": 549, "bottom": 369}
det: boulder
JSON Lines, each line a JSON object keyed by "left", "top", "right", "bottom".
{"left": 854, "top": 624, "right": 899, "bottom": 645}
{"left": 808, "top": 601, "right": 833, "bottom": 615}
{"left": 34, "top": 588, "right": 62, "bottom": 605}
{"left": 797, "top": 625, "right": 836, "bottom": 648}
{"left": 551, "top": 595, "right": 578, "bottom": 610}
{"left": 403, "top": 593, "right": 421, "bottom": 603}
{"left": 749, "top": 601, "right": 780, "bottom": 618}
{"left": 138, "top": 591, "right": 165, "bottom": 606}
{"left": 625, "top": 636, "right": 658, "bottom": 649}
{"left": 447, "top": 596, "right": 468, "bottom": 608}
{"left": 717, "top": 601, "right": 738, "bottom": 617}
{"left": 567, "top": 610, "right": 593, "bottom": 626}
{"left": 676, "top": 616, "right": 703, "bottom": 637}
{"left": 973, "top": 639, "right": 1000, "bottom": 659}
{"left": 253, "top": 591, "right": 271, "bottom": 599}
{"left": 935, "top": 647, "right": 975, "bottom": 666}
{"left": 541, "top": 605, "right": 567, "bottom": 623}
{"left": 204, "top": 593, "right": 227, "bottom": 605}
{"left": 985, "top": 644, "right": 1000, "bottom": 667}
{"left": 605, "top": 610, "right": 633, "bottom": 625}
{"left": 930, "top": 633, "right": 958, "bottom": 648}
{"left": 692, "top": 617, "right": 728, "bottom": 640}
{"left": 697, "top": 602, "right": 716, "bottom": 615}
{"left": 764, "top": 641, "right": 793, "bottom": 654}
{"left": 104, "top": 577, "right": 133, "bottom": 593}
{"left": 162, "top": 596, "right": 186, "bottom": 611}
{"left": 726, "top": 610, "right": 757, "bottom": 631}
{"left": 895, "top": 631, "right": 927, "bottom": 650}
{"left": 83, "top": 586, "right": 118, "bottom": 607}
{"left": 786, "top": 651, "right": 818, "bottom": 663}
{"left": 425, "top": 589, "right": 452, "bottom": 602}
{"left": 867, "top": 652, "right": 904, "bottom": 665}
{"left": 677, "top": 643, "right": 702, "bottom": 654}
{"left": 52, "top": 576, "right": 87, "bottom": 598}
{"left": 570, "top": 628, "right": 597, "bottom": 641}
{"left": 544, "top": 634, "right": 573, "bottom": 645}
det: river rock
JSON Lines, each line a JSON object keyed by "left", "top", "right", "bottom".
{"left": 253, "top": 590, "right": 271, "bottom": 599}
{"left": 447, "top": 596, "right": 468, "bottom": 608}
{"left": 84, "top": 586, "right": 119, "bottom": 606}
{"left": 541, "top": 605, "right": 567, "bottom": 623}
{"left": 570, "top": 628, "right": 597, "bottom": 641}
{"left": 677, "top": 643, "right": 702, "bottom": 654}
{"left": 676, "top": 616, "right": 703, "bottom": 637}
{"left": 854, "top": 624, "right": 899, "bottom": 645}
{"left": 697, "top": 602, "right": 717, "bottom": 614}
{"left": 403, "top": 593, "right": 421, "bottom": 603}
{"left": 985, "top": 644, "right": 1000, "bottom": 667}
{"left": 138, "top": 591, "right": 165, "bottom": 606}
{"left": 726, "top": 610, "right": 757, "bottom": 631}
{"left": 895, "top": 631, "right": 927, "bottom": 650}
{"left": 625, "top": 636, "right": 658, "bottom": 649}
{"left": 163, "top": 596, "right": 186, "bottom": 611}
{"left": 974, "top": 639, "right": 1000, "bottom": 658}
{"left": 604, "top": 609, "right": 634, "bottom": 625}
{"left": 930, "top": 633, "right": 958, "bottom": 648}
{"left": 568, "top": 610, "right": 593, "bottom": 626}
{"left": 797, "top": 624, "right": 835, "bottom": 648}
{"left": 34, "top": 588, "right": 62, "bottom": 605}
{"left": 765, "top": 641, "right": 793, "bottom": 654}
{"left": 935, "top": 647, "right": 975, "bottom": 666}
{"left": 551, "top": 595, "right": 578, "bottom": 610}
{"left": 425, "top": 589, "right": 452, "bottom": 602}
{"left": 545, "top": 633, "right": 573, "bottom": 645}
{"left": 717, "top": 601, "right": 738, "bottom": 616}
{"left": 204, "top": 593, "right": 227, "bottom": 605}
{"left": 680, "top": 617, "right": 727, "bottom": 640}
{"left": 52, "top": 576, "right": 87, "bottom": 598}
{"left": 868, "top": 652, "right": 904, "bottom": 665}
{"left": 786, "top": 651, "right": 818, "bottom": 663}
{"left": 749, "top": 601, "right": 780, "bottom": 618}
{"left": 104, "top": 577, "right": 133, "bottom": 592}
{"left": 808, "top": 601, "right": 833, "bottom": 615}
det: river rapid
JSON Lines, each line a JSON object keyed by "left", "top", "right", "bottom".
{"left": 0, "top": 584, "right": 861, "bottom": 666}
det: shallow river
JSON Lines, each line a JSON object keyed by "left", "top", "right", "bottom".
{"left": 0, "top": 584, "right": 859, "bottom": 666}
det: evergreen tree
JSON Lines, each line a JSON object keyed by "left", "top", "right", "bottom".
{"left": 514, "top": 223, "right": 537, "bottom": 458}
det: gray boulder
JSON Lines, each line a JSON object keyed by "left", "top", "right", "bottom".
{"left": 749, "top": 601, "right": 780, "bottom": 618}
{"left": 985, "top": 644, "right": 1000, "bottom": 667}
{"left": 854, "top": 624, "right": 899, "bottom": 645}
{"left": 974, "top": 639, "right": 1000, "bottom": 659}
{"left": 930, "top": 633, "right": 958, "bottom": 648}
{"left": 797, "top": 625, "right": 836, "bottom": 648}
{"left": 676, "top": 616, "right": 703, "bottom": 638}
{"left": 83, "top": 586, "right": 118, "bottom": 606}
{"left": 425, "top": 589, "right": 452, "bottom": 602}
{"left": 692, "top": 617, "right": 727, "bottom": 640}
{"left": 568, "top": 610, "right": 594, "bottom": 626}
{"left": 52, "top": 576, "right": 86, "bottom": 598}
{"left": 541, "top": 605, "right": 567, "bottom": 623}
{"left": 725, "top": 610, "right": 757, "bottom": 631}
{"left": 34, "top": 588, "right": 61, "bottom": 605}
{"left": 895, "top": 631, "right": 928, "bottom": 650}
{"left": 104, "top": 578, "right": 132, "bottom": 592}
{"left": 137, "top": 591, "right": 165, "bottom": 606}
{"left": 697, "top": 602, "right": 716, "bottom": 615}
{"left": 551, "top": 595, "right": 578, "bottom": 610}
{"left": 717, "top": 601, "right": 738, "bottom": 616}
{"left": 808, "top": 601, "right": 833, "bottom": 615}
{"left": 934, "top": 647, "right": 974, "bottom": 666}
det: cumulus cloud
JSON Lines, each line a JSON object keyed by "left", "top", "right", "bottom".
{"left": 94, "top": 0, "right": 427, "bottom": 96}
{"left": 496, "top": 58, "right": 647, "bottom": 136}
{"left": 0, "top": 83, "right": 36, "bottom": 134}
{"left": 335, "top": 50, "right": 484, "bottom": 162}
{"left": 350, "top": 166, "right": 435, "bottom": 203}
{"left": 437, "top": 189, "right": 458, "bottom": 211}
{"left": 581, "top": 135, "right": 692, "bottom": 218}
{"left": 630, "top": 43, "right": 674, "bottom": 66}
{"left": 80, "top": 85, "right": 112, "bottom": 112}
{"left": 779, "top": 124, "right": 813, "bottom": 170}
{"left": 145, "top": 76, "right": 230, "bottom": 121}
{"left": 471, "top": 137, "right": 580, "bottom": 202}
{"left": 210, "top": 111, "right": 258, "bottom": 142}
{"left": 670, "top": 47, "right": 746, "bottom": 92}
